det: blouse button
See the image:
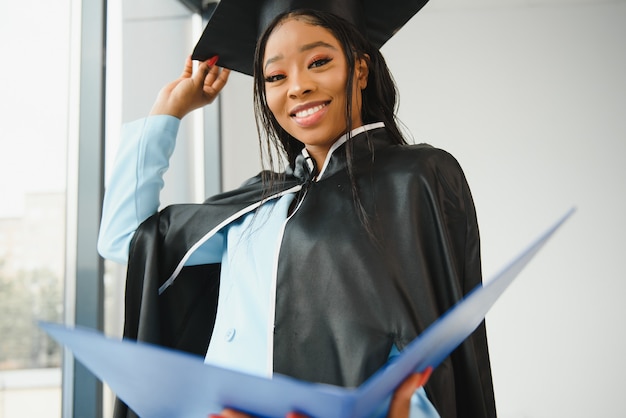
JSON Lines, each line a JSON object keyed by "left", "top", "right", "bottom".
{"left": 225, "top": 328, "right": 236, "bottom": 342}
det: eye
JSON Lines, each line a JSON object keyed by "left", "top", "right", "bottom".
{"left": 309, "top": 57, "right": 332, "bottom": 69}
{"left": 264, "top": 73, "right": 285, "bottom": 83}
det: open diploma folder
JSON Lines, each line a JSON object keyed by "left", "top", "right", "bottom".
{"left": 41, "top": 208, "right": 575, "bottom": 418}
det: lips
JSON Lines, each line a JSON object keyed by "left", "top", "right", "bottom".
{"left": 290, "top": 101, "right": 330, "bottom": 127}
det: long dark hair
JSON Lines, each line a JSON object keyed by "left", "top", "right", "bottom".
{"left": 252, "top": 9, "right": 407, "bottom": 235}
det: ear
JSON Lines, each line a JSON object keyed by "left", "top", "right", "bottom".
{"left": 355, "top": 55, "right": 370, "bottom": 90}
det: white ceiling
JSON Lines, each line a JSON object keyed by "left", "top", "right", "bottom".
{"left": 424, "top": 0, "right": 625, "bottom": 11}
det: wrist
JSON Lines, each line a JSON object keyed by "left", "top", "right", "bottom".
{"left": 149, "top": 102, "right": 185, "bottom": 119}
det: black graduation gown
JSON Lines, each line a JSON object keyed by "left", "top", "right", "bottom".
{"left": 115, "top": 126, "right": 496, "bottom": 418}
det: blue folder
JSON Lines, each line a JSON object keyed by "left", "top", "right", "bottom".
{"left": 41, "top": 208, "right": 575, "bottom": 418}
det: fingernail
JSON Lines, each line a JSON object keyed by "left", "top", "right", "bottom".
{"left": 206, "top": 55, "right": 219, "bottom": 67}
{"left": 415, "top": 366, "right": 433, "bottom": 388}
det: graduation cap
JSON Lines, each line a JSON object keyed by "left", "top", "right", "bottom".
{"left": 191, "top": 0, "right": 430, "bottom": 76}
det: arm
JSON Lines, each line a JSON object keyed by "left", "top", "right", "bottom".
{"left": 97, "top": 115, "right": 179, "bottom": 263}
{"left": 97, "top": 56, "right": 230, "bottom": 263}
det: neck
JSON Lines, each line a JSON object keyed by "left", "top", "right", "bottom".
{"left": 301, "top": 122, "right": 386, "bottom": 180}
{"left": 303, "top": 146, "right": 330, "bottom": 172}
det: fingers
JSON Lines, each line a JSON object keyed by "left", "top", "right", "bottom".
{"left": 209, "top": 409, "right": 308, "bottom": 418}
{"left": 191, "top": 58, "right": 230, "bottom": 98}
{"left": 194, "top": 55, "right": 219, "bottom": 79}
{"left": 387, "top": 367, "right": 433, "bottom": 418}
{"left": 204, "top": 67, "right": 230, "bottom": 96}
{"left": 192, "top": 59, "right": 213, "bottom": 83}
{"left": 387, "top": 376, "right": 416, "bottom": 418}
{"left": 415, "top": 366, "right": 433, "bottom": 387}
{"left": 184, "top": 54, "right": 220, "bottom": 84}
{"left": 152, "top": 56, "right": 229, "bottom": 118}
{"left": 210, "top": 408, "right": 250, "bottom": 418}
{"left": 180, "top": 55, "right": 193, "bottom": 79}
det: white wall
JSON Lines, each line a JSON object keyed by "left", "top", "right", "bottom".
{"left": 385, "top": 2, "right": 626, "bottom": 416}
{"left": 220, "top": 1, "right": 626, "bottom": 416}
{"left": 112, "top": 0, "right": 200, "bottom": 206}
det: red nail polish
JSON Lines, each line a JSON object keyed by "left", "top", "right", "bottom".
{"left": 206, "top": 55, "right": 219, "bottom": 67}
{"left": 415, "top": 366, "right": 433, "bottom": 388}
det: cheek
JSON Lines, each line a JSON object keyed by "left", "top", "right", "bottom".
{"left": 352, "top": 85, "right": 362, "bottom": 107}
{"left": 332, "top": 75, "right": 351, "bottom": 106}
{"left": 265, "top": 90, "right": 283, "bottom": 120}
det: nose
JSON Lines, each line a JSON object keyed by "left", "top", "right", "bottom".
{"left": 288, "top": 70, "right": 315, "bottom": 98}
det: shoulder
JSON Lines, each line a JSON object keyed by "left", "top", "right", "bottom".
{"left": 380, "top": 142, "right": 464, "bottom": 175}
{"left": 204, "top": 170, "right": 299, "bottom": 205}
{"left": 236, "top": 169, "right": 299, "bottom": 188}
{"left": 371, "top": 142, "right": 474, "bottom": 202}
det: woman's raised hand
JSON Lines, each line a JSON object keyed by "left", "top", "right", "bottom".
{"left": 150, "top": 55, "right": 230, "bottom": 119}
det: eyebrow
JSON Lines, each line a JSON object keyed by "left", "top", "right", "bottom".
{"left": 264, "top": 41, "right": 338, "bottom": 70}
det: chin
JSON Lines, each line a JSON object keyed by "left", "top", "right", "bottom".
{"left": 293, "top": 127, "right": 344, "bottom": 145}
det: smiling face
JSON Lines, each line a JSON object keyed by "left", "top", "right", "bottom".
{"left": 262, "top": 18, "right": 369, "bottom": 168}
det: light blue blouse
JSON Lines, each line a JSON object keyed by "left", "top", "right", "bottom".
{"left": 98, "top": 115, "right": 439, "bottom": 418}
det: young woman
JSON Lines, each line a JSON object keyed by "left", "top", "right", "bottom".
{"left": 98, "top": 8, "right": 496, "bottom": 418}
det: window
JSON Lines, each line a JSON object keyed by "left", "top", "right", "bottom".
{"left": 0, "top": 1, "right": 71, "bottom": 416}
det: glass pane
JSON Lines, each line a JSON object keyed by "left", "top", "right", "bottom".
{"left": 0, "top": 0, "right": 70, "bottom": 416}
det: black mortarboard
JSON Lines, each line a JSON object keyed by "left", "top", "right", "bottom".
{"left": 191, "top": 0, "right": 430, "bottom": 76}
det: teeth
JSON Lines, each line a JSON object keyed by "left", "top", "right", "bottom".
{"left": 294, "top": 103, "right": 326, "bottom": 118}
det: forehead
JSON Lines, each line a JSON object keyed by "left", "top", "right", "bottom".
{"left": 264, "top": 17, "right": 342, "bottom": 59}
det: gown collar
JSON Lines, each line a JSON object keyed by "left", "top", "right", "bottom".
{"left": 294, "top": 122, "right": 386, "bottom": 183}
